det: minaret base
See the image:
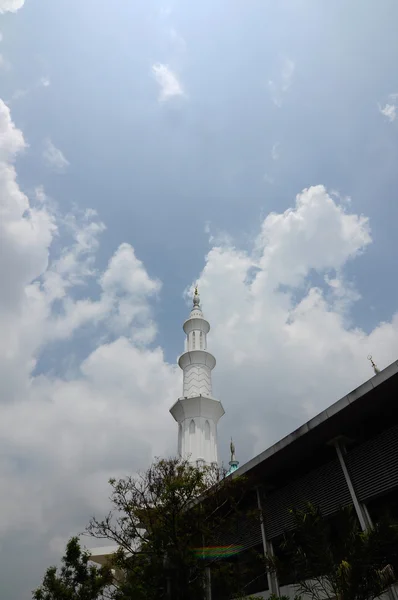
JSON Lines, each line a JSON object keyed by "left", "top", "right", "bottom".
{"left": 170, "top": 395, "right": 225, "bottom": 468}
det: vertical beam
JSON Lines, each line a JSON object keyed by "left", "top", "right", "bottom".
{"left": 256, "top": 486, "right": 280, "bottom": 597}
{"left": 204, "top": 566, "right": 212, "bottom": 600}
{"left": 333, "top": 438, "right": 372, "bottom": 531}
{"left": 166, "top": 576, "right": 172, "bottom": 600}
{"left": 333, "top": 439, "right": 398, "bottom": 600}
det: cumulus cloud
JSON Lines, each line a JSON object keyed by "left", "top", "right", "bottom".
{"left": 2, "top": 98, "right": 398, "bottom": 599}
{"left": 0, "top": 0, "right": 24, "bottom": 13}
{"left": 194, "top": 185, "right": 397, "bottom": 458}
{"left": 0, "top": 101, "right": 54, "bottom": 314}
{"left": 378, "top": 94, "right": 398, "bottom": 122}
{"left": 152, "top": 62, "right": 184, "bottom": 102}
{"left": 43, "top": 138, "right": 69, "bottom": 172}
{"left": 0, "top": 104, "right": 180, "bottom": 600}
{"left": 268, "top": 57, "right": 295, "bottom": 107}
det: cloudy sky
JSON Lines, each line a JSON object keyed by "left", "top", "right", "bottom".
{"left": 1, "top": 0, "right": 398, "bottom": 597}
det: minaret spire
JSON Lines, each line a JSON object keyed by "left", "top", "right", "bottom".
{"left": 169, "top": 286, "right": 225, "bottom": 468}
{"left": 367, "top": 354, "right": 380, "bottom": 375}
{"left": 227, "top": 438, "right": 239, "bottom": 476}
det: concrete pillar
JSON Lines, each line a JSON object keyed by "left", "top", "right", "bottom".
{"left": 333, "top": 439, "right": 398, "bottom": 600}
{"left": 204, "top": 566, "right": 212, "bottom": 600}
{"left": 332, "top": 438, "right": 372, "bottom": 531}
{"left": 256, "top": 486, "right": 280, "bottom": 596}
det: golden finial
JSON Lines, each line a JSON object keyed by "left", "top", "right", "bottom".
{"left": 193, "top": 284, "right": 200, "bottom": 307}
{"left": 367, "top": 354, "right": 380, "bottom": 375}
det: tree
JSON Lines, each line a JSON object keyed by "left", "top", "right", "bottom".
{"left": 85, "top": 456, "right": 263, "bottom": 600}
{"left": 33, "top": 537, "right": 113, "bottom": 600}
{"left": 268, "top": 503, "right": 398, "bottom": 600}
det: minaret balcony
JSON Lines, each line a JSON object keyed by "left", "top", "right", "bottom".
{"left": 182, "top": 317, "right": 210, "bottom": 335}
{"left": 169, "top": 395, "right": 225, "bottom": 424}
{"left": 178, "top": 349, "right": 216, "bottom": 370}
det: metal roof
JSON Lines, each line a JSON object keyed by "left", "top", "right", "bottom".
{"left": 234, "top": 359, "right": 398, "bottom": 486}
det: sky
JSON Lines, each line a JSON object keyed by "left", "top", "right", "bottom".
{"left": 1, "top": 0, "right": 398, "bottom": 597}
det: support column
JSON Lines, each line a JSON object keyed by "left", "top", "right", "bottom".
{"left": 333, "top": 439, "right": 398, "bottom": 600}
{"left": 204, "top": 566, "right": 212, "bottom": 600}
{"left": 332, "top": 437, "right": 372, "bottom": 531}
{"left": 256, "top": 487, "right": 280, "bottom": 597}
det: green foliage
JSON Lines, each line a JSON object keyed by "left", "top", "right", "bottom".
{"left": 35, "top": 458, "right": 266, "bottom": 599}
{"left": 33, "top": 537, "right": 113, "bottom": 600}
{"left": 86, "top": 457, "right": 257, "bottom": 600}
{"left": 268, "top": 503, "right": 398, "bottom": 600}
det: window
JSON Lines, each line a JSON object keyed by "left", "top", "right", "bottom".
{"left": 205, "top": 420, "right": 210, "bottom": 441}
{"left": 200, "top": 331, "right": 203, "bottom": 349}
{"left": 192, "top": 331, "right": 196, "bottom": 349}
{"left": 189, "top": 420, "right": 195, "bottom": 434}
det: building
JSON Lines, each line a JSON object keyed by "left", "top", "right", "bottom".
{"left": 211, "top": 358, "right": 398, "bottom": 599}
{"left": 89, "top": 289, "right": 398, "bottom": 599}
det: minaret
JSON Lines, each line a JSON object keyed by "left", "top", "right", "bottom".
{"left": 226, "top": 438, "right": 239, "bottom": 476}
{"left": 170, "top": 286, "right": 225, "bottom": 468}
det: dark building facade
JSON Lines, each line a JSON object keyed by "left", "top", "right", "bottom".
{"left": 214, "top": 360, "right": 398, "bottom": 599}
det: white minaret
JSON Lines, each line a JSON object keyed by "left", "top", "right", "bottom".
{"left": 170, "top": 286, "right": 225, "bottom": 468}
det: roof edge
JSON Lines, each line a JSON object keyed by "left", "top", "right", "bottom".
{"left": 236, "top": 359, "right": 398, "bottom": 477}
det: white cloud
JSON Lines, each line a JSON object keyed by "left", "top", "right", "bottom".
{"left": 10, "top": 88, "right": 28, "bottom": 101}
{"left": 378, "top": 93, "right": 398, "bottom": 122}
{"left": 168, "top": 27, "right": 186, "bottom": 53}
{"left": 264, "top": 173, "right": 274, "bottom": 184}
{"left": 159, "top": 6, "right": 172, "bottom": 19}
{"left": 0, "top": 0, "right": 24, "bottom": 13}
{"left": 0, "top": 53, "right": 10, "bottom": 70}
{"left": 195, "top": 186, "right": 398, "bottom": 457}
{"left": 0, "top": 99, "right": 179, "bottom": 557}
{"left": 43, "top": 138, "right": 70, "bottom": 172}
{"left": 10, "top": 76, "right": 51, "bottom": 103}
{"left": 152, "top": 63, "right": 184, "bottom": 102}
{"left": 2, "top": 98, "right": 398, "bottom": 598}
{"left": 281, "top": 58, "right": 295, "bottom": 87}
{"left": 268, "top": 57, "right": 295, "bottom": 107}
{"left": 271, "top": 142, "right": 281, "bottom": 160}
{"left": 378, "top": 94, "right": 398, "bottom": 122}
{"left": 379, "top": 103, "right": 396, "bottom": 121}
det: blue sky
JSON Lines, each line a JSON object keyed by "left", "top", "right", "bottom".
{"left": 4, "top": 0, "right": 398, "bottom": 338}
{"left": 1, "top": 0, "right": 398, "bottom": 597}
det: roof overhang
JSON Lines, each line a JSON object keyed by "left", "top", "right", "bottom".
{"left": 234, "top": 359, "right": 398, "bottom": 485}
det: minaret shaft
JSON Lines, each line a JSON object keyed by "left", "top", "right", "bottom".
{"left": 170, "top": 287, "right": 224, "bottom": 468}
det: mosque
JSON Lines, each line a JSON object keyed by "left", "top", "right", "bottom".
{"left": 90, "top": 288, "right": 398, "bottom": 599}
